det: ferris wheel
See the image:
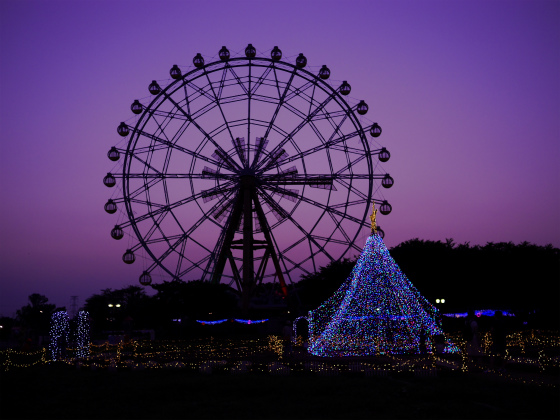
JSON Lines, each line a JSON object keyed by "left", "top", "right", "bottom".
{"left": 103, "top": 44, "right": 393, "bottom": 305}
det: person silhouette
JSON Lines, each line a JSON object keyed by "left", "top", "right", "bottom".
{"left": 282, "top": 321, "right": 293, "bottom": 354}
{"left": 491, "top": 310, "right": 507, "bottom": 370}
{"left": 464, "top": 310, "right": 481, "bottom": 360}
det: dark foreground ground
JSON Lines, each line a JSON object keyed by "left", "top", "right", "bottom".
{"left": 1, "top": 361, "right": 558, "bottom": 419}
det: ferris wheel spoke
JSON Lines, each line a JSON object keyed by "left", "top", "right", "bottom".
{"left": 333, "top": 178, "right": 370, "bottom": 201}
{"left": 127, "top": 143, "right": 172, "bottom": 155}
{"left": 260, "top": 185, "right": 299, "bottom": 202}
{"left": 310, "top": 103, "right": 352, "bottom": 153}
{"left": 185, "top": 79, "right": 217, "bottom": 105}
{"left": 215, "top": 67, "right": 228, "bottom": 101}
{"left": 277, "top": 252, "right": 313, "bottom": 276}
{"left": 142, "top": 208, "right": 174, "bottom": 244}
{"left": 177, "top": 253, "right": 213, "bottom": 278}
{"left": 160, "top": 91, "right": 242, "bottom": 172}
{"left": 203, "top": 70, "right": 237, "bottom": 144}
{"left": 258, "top": 91, "right": 347, "bottom": 172}
{"left": 142, "top": 233, "right": 184, "bottom": 246}
{"left": 278, "top": 234, "right": 325, "bottom": 276}
{"left": 126, "top": 181, "right": 236, "bottom": 227}
{"left": 181, "top": 84, "right": 192, "bottom": 115}
{"left": 249, "top": 64, "right": 273, "bottom": 97}
{"left": 261, "top": 183, "right": 347, "bottom": 248}
{"left": 160, "top": 141, "right": 179, "bottom": 179}
{"left": 259, "top": 68, "right": 297, "bottom": 149}
{"left": 124, "top": 173, "right": 235, "bottom": 180}
{"left": 134, "top": 127, "right": 223, "bottom": 167}
{"left": 309, "top": 234, "right": 354, "bottom": 246}
{"left": 277, "top": 236, "right": 318, "bottom": 275}
{"left": 259, "top": 125, "right": 369, "bottom": 171}
{"left": 263, "top": 174, "right": 335, "bottom": 190}
{"left": 307, "top": 83, "right": 318, "bottom": 115}
{"left": 306, "top": 119, "right": 336, "bottom": 174}
{"left": 126, "top": 177, "right": 163, "bottom": 201}
{"left": 329, "top": 144, "right": 368, "bottom": 154}
{"left": 150, "top": 234, "right": 187, "bottom": 278}
{"left": 279, "top": 235, "right": 306, "bottom": 255}
{"left": 229, "top": 137, "right": 247, "bottom": 167}
{"left": 174, "top": 239, "right": 189, "bottom": 277}
{"left": 334, "top": 154, "right": 368, "bottom": 175}
{"left": 295, "top": 192, "right": 365, "bottom": 227}
{"left": 187, "top": 102, "right": 220, "bottom": 121}
{"left": 324, "top": 209, "right": 352, "bottom": 244}
{"left": 320, "top": 109, "right": 349, "bottom": 143}
{"left": 127, "top": 153, "right": 163, "bottom": 176}
{"left": 279, "top": 99, "right": 307, "bottom": 122}
{"left": 207, "top": 187, "right": 238, "bottom": 219}
{"left": 177, "top": 231, "right": 221, "bottom": 275}
{"left": 332, "top": 173, "right": 381, "bottom": 180}
{"left": 330, "top": 198, "right": 371, "bottom": 210}
{"left": 163, "top": 112, "right": 194, "bottom": 149}
{"left": 224, "top": 65, "right": 249, "bottom": 96}
{"left": 309, "top": 109, "right": 348, "bottom": 121}
{"left": 247, "top": 62, "right": 253, "bottom": 162}
{"left": 283, "top": 79, "right": 315, "bottom": 103}
{"left": 287, "top": 79, "right": 333, "bottom": 119}
{"left": 200, "top": 183, "right": 236, "bottom": 203}
{"left": 200, "top": 232, "right": 224, "bottom": 282}
{"left": 258, "top": 189, "right": 335, "bottom": 262}
{"left": 150, "top": 108, "right": 189, "bottom": 122}
{"left": 148, "top": 110, "right": 179, "bottom": 146}
{"left": 148, "top": 210, "right": 217, "bottom": 274}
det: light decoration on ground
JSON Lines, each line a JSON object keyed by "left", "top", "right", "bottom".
{"left": 443, "top": 309, "right": 516, "bottom": 318}
{"left": 196, "top": 319, "right": 228, "bottom": 325}
{"left": 195, "top": 318, "right": 268, "bottom": 325}
{"left": 49, "top": 311, "right": 70, "bottom": 361}
{"left": 307, "top": 232, "right": 460, "bottom": 356}
{"left": 233, "top": 319, "right": 268, "bottom": 324}
{"left": 3, "top": 333, "right": 558, "bottom": 387}
{"left": 74, "top": 311, "right": 90, "bottom": 359}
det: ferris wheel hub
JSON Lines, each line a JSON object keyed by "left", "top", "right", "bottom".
{"left": 239, "top": 173, "right": 257, "bottom": 188}
{"left": 239, "top": 168, "right": 256, "bottom": 176}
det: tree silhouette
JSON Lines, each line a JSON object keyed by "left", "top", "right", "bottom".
{"left": 16, "top": 293, "right": 56, "bottom": 341}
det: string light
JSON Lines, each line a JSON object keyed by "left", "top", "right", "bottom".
{"left": 195, "top": 318, "right": 269, "bottom": 325}
{"left": 307, "top": 234, "right": 460, "bottom": 356}
{"left": 2, "top": 332, "right": 558, "bottom": 387}
{"left": 443, "top": 309, "right": 516, "bottom": 318}
{"left": 49, "top": 311, "right": 70, "bottom": 361}
{"left": 233, "top": 319, "right": 268, "bottom": 324}
{"left": 196, "top": 319, "right": 228, "bottom": 325}
{"left": 74, "top": 311, "right": 91, "bottom": 359}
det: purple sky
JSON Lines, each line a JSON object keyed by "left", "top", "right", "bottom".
{"left": 1, "top": 0, "right": 558, "bottom": 317}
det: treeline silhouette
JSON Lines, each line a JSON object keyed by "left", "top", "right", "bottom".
{"left": 3, "top": 239, "right": 558, "bottom": 342}
{"left": 295, "top": 239, "right": 559, "bottom": 328}
{"left": 390, "top": 239, "right": 559, "bottom": 315}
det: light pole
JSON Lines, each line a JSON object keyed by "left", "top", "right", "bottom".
{"left": 107, "top": 303, "right": 121, "bottom": 324}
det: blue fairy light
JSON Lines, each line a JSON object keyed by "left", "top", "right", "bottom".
{"left": 49, "top": 311, "right": 70, "bottom": 361}
{"left": 75, "top": 311, "right": 90, "bottom": 359}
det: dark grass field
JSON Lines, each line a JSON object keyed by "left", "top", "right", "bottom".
{"left": 1, "top": 362, "right": 558, "bottom": 419}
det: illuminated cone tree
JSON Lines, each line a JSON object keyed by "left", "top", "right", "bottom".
{"left": 307, "top": 205, "right": 455, "bottom": 356}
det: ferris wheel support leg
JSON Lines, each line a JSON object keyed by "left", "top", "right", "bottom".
{"left": 241, "top": 183, "right": 256, "bottom": 312}
{"left": 253, "top": 197, "right": 289, "bottom": 298}
{"left": 227, "top": 251, "right": 242, "bottom": 292}
{"left": 254, "top": 248, "right": 271, "bottom": 287}
{"left": 211, "top": 193, "right": 243, "bottom": 286}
